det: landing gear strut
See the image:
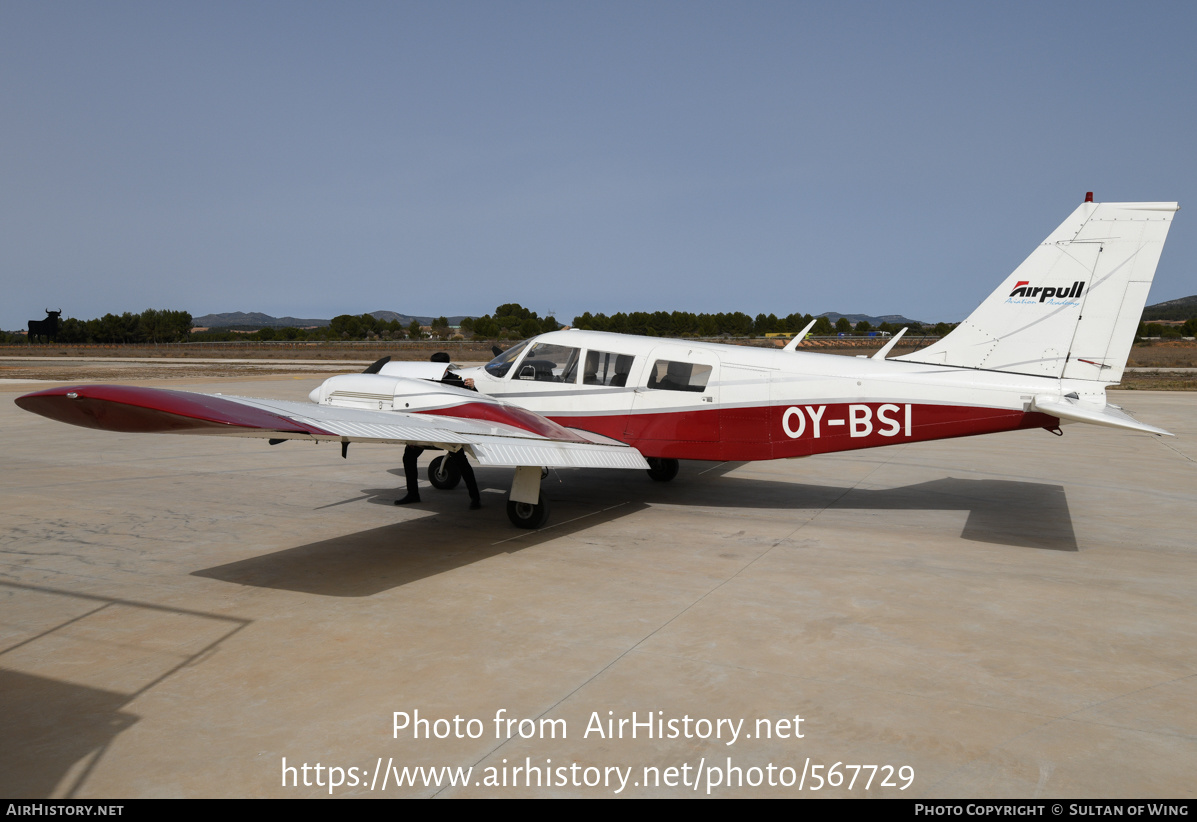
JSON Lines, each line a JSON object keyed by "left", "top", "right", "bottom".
{"left": 506, "top": 465, "right": 550, "bottom": 528}
{"left": 646, "top": 457, "right": 679, "bottom": 482}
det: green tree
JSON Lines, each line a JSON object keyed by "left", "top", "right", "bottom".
{"left": 330, "top": 314, "right": 363, "bottom": 338}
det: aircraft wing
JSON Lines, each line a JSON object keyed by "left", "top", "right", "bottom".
{"left": 15, "top": 384, "right": 650, "bottom": 470}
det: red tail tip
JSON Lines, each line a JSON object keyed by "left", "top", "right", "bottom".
{"left": 1085, "top": 191, "right": 1094, "bottom": 203}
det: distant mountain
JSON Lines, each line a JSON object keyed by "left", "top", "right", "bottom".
{"left": 818, "top": 312, "right": 931, "bottom": 327}
{"left": 192, "top": 311, "right": 330, "bottom": 329}
{"left": 192, "top": 310, "right": 475, "bottom": 329}
{"left": 1142, "top": 295, "right": 1197, "bottom": 321}
{"left": 368, "top": 311, "right": 474, "bottom": 327}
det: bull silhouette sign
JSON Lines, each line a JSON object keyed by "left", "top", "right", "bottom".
{"left": 28, "top": 309, "right": 63, "bottom": 343}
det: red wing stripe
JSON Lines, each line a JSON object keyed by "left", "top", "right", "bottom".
{"left": 417, "top": 401, "right": 589, "bottom": 442}
{"left": 15, "top": 385, "right": 334, "bottom": 436}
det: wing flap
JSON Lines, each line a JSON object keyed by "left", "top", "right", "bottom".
{"left": 470, "top": 439, "right": 650, "bottom": 469}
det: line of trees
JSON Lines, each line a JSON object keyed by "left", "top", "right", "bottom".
{"left": 9, "top": 309, "right": 194, "bottom": 344}
{"left": 3, "top": 303, "right": 964, "bottom": 345}
{"left": 571, "top": 311, "right": 954, "bottom": 338}
{"left": 190, "top": 306, "right": 563, "bottom": 342}
{"left": 36, "top": 303, "right": 1197, "bottom": 345}
{"left": 461, "top": 304, "right": 559, "bottom": 339}
{"left": 1139, "top": 319, "right": 1197, "bottom": 339}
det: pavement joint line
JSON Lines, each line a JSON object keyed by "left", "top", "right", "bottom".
{"left": 1149, "top": 436, "right": 1197, "bottom": 464}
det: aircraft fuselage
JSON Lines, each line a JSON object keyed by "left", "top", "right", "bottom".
{"left": 457, "top": 330, "right": 1077, "bottom": 462}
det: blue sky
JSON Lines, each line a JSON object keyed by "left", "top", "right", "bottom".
{"left": 3, "top": 1, "right": 1194, "bottom": 330}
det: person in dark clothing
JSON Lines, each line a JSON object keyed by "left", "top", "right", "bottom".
{"left": 449, "top": 448, "right": 481, "bottom": 509}
{"left": 394, "top": 445, "right": 426, "bottom": 506}
{"left": 394, "top": 353, "right": 481, "bottom": 509}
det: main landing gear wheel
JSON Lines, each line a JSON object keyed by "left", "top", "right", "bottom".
{"left": 427, "top": 455, "right": 461, "bottom": 490}
{"left": 646, "top": 457, "right": 679, "bottom": 482}
{"left": 507, "top": 496, "right": 550, "bottom": 529}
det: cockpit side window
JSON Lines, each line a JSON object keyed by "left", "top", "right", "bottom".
{"left": 483, "top": 339, "right": 532, "bottom": 379}
{"left": 514, "top": 342, "right": 581, "bottom": 382}
{"left": 646, "top": 359, "right": 711, "bottom": 392}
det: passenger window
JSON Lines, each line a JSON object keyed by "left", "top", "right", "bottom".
{"left": 583, "top": 351, "right": 635, "bottom": 386}
{"left": 646, "top": 360, "right": 711, "bottom": 392}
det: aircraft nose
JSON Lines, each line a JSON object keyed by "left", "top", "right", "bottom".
{"left": 308, "top": 387, "right": 322, "bottom": 403}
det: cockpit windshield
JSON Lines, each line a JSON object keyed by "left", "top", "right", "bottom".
{"left": 484, "top": 339, "right": 532, "bottom": 378}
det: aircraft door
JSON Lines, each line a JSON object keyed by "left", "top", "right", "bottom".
{"left": 623, "top": 345, "right": 721, "bottom": 443}
{"left": 719, "top": 364, "right": 775, "bottom": 461}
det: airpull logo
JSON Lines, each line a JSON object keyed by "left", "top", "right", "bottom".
{"left": 782, "top": 404, "right": 912, "bottom": 439}
{"left": 1007, "top": 280, "right": 1085, "bottom": 303}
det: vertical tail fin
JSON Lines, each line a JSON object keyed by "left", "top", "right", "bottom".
{"left": 898, "top": 200, "right": 1179, "bottom": 382}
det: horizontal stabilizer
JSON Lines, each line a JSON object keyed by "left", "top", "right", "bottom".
{"left": 1032, "top": 395, "right": 1173, "bottom": 437}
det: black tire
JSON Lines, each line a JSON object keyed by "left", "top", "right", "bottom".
{"left": 646, "top": 457, "right": 679, "bottom": 482}
{"left": 427, "top": 455, "right": 461, "bottom": 490}
{"left": 507, "top": 496, "right": 550, "bottom": 529}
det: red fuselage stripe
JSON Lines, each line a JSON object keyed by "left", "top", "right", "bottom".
{"left": 545, "top": 402, "right": 1055, "bottom": 461}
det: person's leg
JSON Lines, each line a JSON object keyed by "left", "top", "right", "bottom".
{"left": 394, "top": 446, "right": 424, "bottom": 504}
{"left": 451, "top": 450, "right": 481, "bottom": 509}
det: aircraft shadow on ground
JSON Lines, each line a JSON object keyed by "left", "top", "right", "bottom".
{"left": 193, "top": 494, "right": 652, "bottom": 597}
{"left": 547, "top": 463, "right": 1077, "bottom": 552}
{"left": 193, "top": 463, "right": 1076, "bottom": 597}
{"left": 0, "top": 583, "right": 249, "bottom": 799}
{"left": 0, "top": 668, "right": 137, "bottom": 798}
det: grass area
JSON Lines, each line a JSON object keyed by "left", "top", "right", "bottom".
{"left": 1125, "top": 340, "right": 1197, "bottom": 368}
{"left": 1112, "top": 372, "right": 1197, "bottom": 390}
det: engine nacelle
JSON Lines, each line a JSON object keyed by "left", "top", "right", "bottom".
{"left": 308, "top": 373, "right": 474, "bottom": 412}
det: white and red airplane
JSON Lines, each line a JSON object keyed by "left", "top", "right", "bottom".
{"left": 16, "top": 197, "right": 1179, "bottom": 528}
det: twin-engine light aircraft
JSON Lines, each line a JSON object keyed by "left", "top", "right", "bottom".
{"left": 17, "top": 197, "right": 1179, "bottom": 528}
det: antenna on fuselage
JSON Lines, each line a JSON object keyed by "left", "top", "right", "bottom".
{"left": 871, "top": 327, "right": 908, "bottom": 360}
{"left": 782, "top": 319, "right": 818, "bottom": 352}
